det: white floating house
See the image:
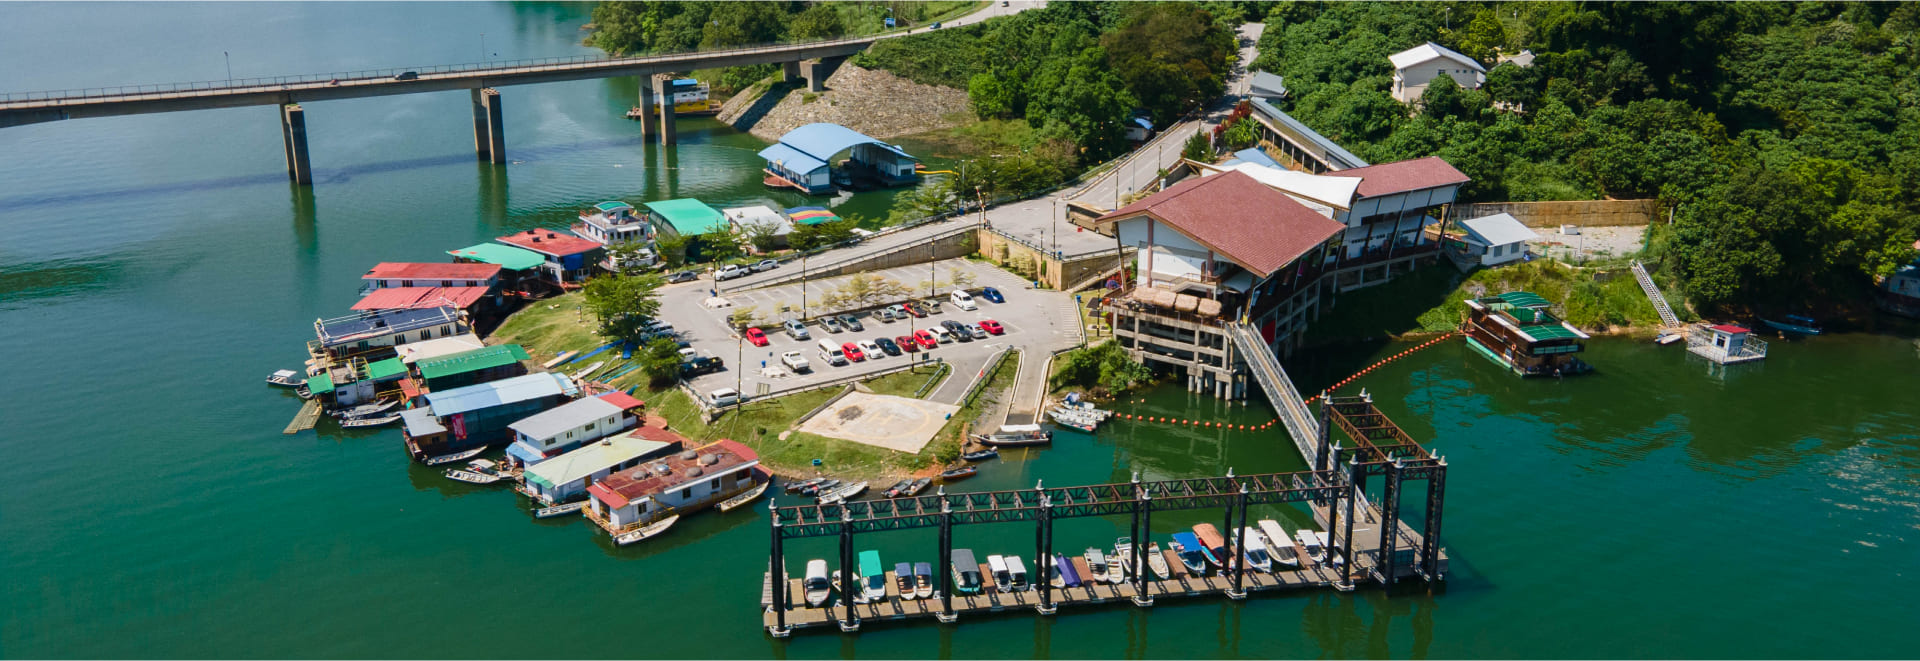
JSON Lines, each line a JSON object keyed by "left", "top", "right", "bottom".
{"left": 758, "top": 123, "right": 918, "bottom": 195}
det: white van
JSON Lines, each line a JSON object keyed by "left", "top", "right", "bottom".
{"left": 817, "top": 339, "right": 848, "bottom": 366}
{"left": 950, "top": 289, "right": 977, "bottom": 310}
{"left": 925, "top": 326, "right": 953, "bottom": 343}
{"left": 708, "top": 388, "right": 741, "bottom": 407}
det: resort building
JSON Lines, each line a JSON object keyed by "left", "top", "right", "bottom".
{"left": 311, "top": 307, "right": 467, "bottom": 361}
{"left": 1460, "top": 292, "right": 1591, "bottom": 376}
{"left": 494, "top": 229, "right": 604, "bottom": 286}
{"left": 518, "top": 423, "right": 686, "bottom": 506}
{"left": 1242, "top": 99, "right": 1370, "bottom": 173}
{"left": 586, "top": 439, "right": 760, "bottom": 533}
{"left": 393, "top": 333, "right": 486, "bottom": 364}
{"left": 350, "top": 286, "right": 492, "bottom": 314}
{"left": 1445, "top": 212, "right": 1539, "bottom": 269}
{"left": 573, "top": 201, "right": 656, "bottom": 268}
{"left": 401, "top": 372, "right": 578, "bottom": 461}
{"left": 415, "top": 343, "right": 530, "bottom": 392}
{"left": 644, "top": 198, "right": 728, "bottom": 240}
{"left": 722, "top": 205, "right": 794, "bottom": 250}
{"left": 504, "top": 391, "right": 647, "bottom": 468}
{"left": 1876, "top": 251, "right": 1920, "bottom": 318}
{"left": 447, "top": 243, "right": 546, "bottom": 290}
{"left": 758, "top": 123, "right": 918, "bottom": 195}
{"left": 1389, "top": 42, "right": 1487, "bottom": 103}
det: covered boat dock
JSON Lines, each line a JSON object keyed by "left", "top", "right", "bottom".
{"left": 758, "top": 123, "right": 918, "bottom": 195}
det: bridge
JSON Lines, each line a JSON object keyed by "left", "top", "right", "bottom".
{"left": 0, "top": 3, "right": 1024, "bottom": 184}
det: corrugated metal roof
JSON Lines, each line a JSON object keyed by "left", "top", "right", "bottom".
{"left": 446, "top": 243, "right": 545, "bottom": 271}
{"left": 594, "top": 201, "right": 633, "bottom": 212}
{"left": 1248, "top": 71, "right": 1288, "bottom": 98}
{"left": 523, "top": 429, "right": 681, "bottom": 490}
{"left": 1095, "top": 171, "right": 1345, "bottom": 278}
{"left": 775, "top": 123, "right": 913, "bottom": 162}
{"left": 496, "top": 229, "right": 601, "bottom": 257}
{"left": 417, "top": 344, "right": 529, "bottom": 380}
{"left": 396, "top": 334, "right": 487, "bottom": 364}
{"left": 592, "top": 439, "right": 758, "bottom": 507}
{"left": 508, "top": 396, "right": 624, "bottom": 442}
{"left": 1228, "top": 147, "right": 1281, "bottom": 169}
{"left": 1459, "top": 213, "right": 1539, "bottom": 246}
{"left": 400, "top": 407, "right": 445, "bottom": 436}
{"left": 644, "top": 199, "right": 728, "bottom": 236}
{"left": 1249, "top": 99, "right": 1369, "bottom": 170}
{"left": 362, "top": 262, "right": 500, "bottom": 281}
{"left": 351, "top": 286, "right": 489, "bottom": 311}
{"left": 307, "top": 373, "right": 335, "bottom": 395}
{"left": 1495, "top": 291, "right": 1551, "bottom": 309}
{"left": 1326, "top": 156, "right": 1471, "bottom": 198}
{"left": 423, "top": 372, "right": 575, "bottom": 417}
{"left": 1389, "top": 42, "right": 1486, "bottom": 72}
{"left": 757, "top": 142, "right": 828, "bottom": 174}
{"left": 365, "top": 357, "right": 407, "bottom": 381}
{"left": 1518, "top": 323, "right": 1582, "bottom": 341}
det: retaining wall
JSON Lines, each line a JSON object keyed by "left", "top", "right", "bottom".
{"left": 1458, "top": 199, "right": 1662, "bottom": 228}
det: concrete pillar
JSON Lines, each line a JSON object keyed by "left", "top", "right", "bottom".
{"left": 637, "top": 82, "right": 656, "bottom": 139}
{"left": 802, "top": 56, "right": 845, "bottom": 93}
{"left": 782, "top": 60, "right": 802, "bottom": 84}
{"left": 476, "top": 88, "right": 504, "bottom": 164}
{"left": 280, "top": 103, "right": 312, "bottom": 185}
{"left": 651, "top": 75, "right": 676, "bottom": 145}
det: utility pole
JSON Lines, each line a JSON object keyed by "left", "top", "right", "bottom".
{"left": 801, "top": 251, "right": 808, "bottom": 321}
{"left": 223, "top": 51, "right": 231, "bottom": 84}
{"left": 480, "top": 33, "right": 487, "bottom": 62}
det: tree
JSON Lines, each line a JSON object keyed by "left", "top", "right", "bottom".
{"left": 1220, "top": 118, "right": 1258, "bottom": 150}
{"left": 737, "top": 219, "right": 782, "bottom": 253}
{"left": 695, "top": 227, "right": 741, "bottom": 264}
{"left": 891, "top": 181, "right": 958, "bottom": 222}
{"left": 1181, "top": 131, "right": 1214, "bottom": 161}
{"left": 1100, "top": 4, "right": 1234, "bottom": 126}
{"left": 637, "top": 337, "right": 685, "bottom": 388}
{"left": 581, "top": 273, "right": 665, "bottom": 342}
{"left": 1456, "top": 9, "right": 1509, "bottom": 62}
{"left": 604, "top": 241, "right": 654, "bottom": 276}
{"left": 968, "top": 72, "right": 1020, "bottom": 120}
{"left": 728, "top": 305, "right": 759, "bottom": 330}
{"left": 789, "top": 3, "right": 846, "bottom": 41}
{"left": 949, "top": 268, "right": 976, "bottom": 290}
{"left": 652, "top": 232, "right": 690, "bottom": 268}
{"left": 699, "top": 2, "right": 787, "bottom": 49}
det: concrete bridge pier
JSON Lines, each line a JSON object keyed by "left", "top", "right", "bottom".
{"left": 782, "top": 60, "right": 802, "bottom": 85}
{"left": 280, "top": 103, "right": 312, "bottom": 185}
{"left": 801, "top": 57, "right": 845, "bottom": 93}
{"left": 636, "top": 82, "right": 656, "bottom": 140}
{"left": 471, "top": 88, "right": 504, "bottom": 164}
{"left": 650, "top": 75, "right": 677, "bottom": 145}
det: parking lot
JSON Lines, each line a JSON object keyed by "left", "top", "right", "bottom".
{"left": 653, "top": 258, "right": 1083, "bottom": 406}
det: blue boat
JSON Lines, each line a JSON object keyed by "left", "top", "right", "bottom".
{"left": 561, "top": 341, "right": 619, "bottom": 365}
{"left": 1169, "top": 532, "right": 1210, "bottom": 575}
{"left": 1759, "top": 314, "right": 1822, "bottom": 335}
{"left": 1053, "top": 553, "right": 1082, "bottom": 587}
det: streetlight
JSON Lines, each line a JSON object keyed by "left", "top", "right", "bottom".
{"left": 223, "top": 51, "right": 231, "bottom": 84}
{"left": 1444, "top": 7, "right": 1451, "bottom": 30}
{"left": 480, "top": 33, "right": 487, "bottom": 62}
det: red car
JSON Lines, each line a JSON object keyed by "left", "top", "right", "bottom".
{"left": 902, "top": 302, "right": 927, "bottom": 318}
{"left": 913, "top": 329, "right": 939, "bottom": 349}
{"left": 743, "top": 327, "right": 769, "bottom": 347}
{"left": 895, "top": 335, "right": 919, "bottom": 352}
{"left": 841, "top": 341, "right": 865, "bottom": 361}
{"left": 978, "top": 319, "right": 1005, "bottom": 335}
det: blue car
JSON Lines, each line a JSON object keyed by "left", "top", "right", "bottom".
{"left": 980, "top": 286, "right": 1005, "bottom": 304}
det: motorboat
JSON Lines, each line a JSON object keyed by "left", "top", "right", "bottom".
{"left": 532, "top": 501, "right": 586, "bottom": 518}
{"left": 1258, "top": 520, "right": 1300, "bottom": 567}
{"left": 1145, "top": 541, "right": 1171, "bottom": 579}
{"left": 1238, "top": 527, "right": 1274, "bottom": 572}
{"left": 339, "top": 413, "right": 401, "bottom": 428}
{"left": 1192, "top": 524, "right": 1228, "bottom": 568}
{"left": 800, "top": 479, "right": 840, "bottom": 497}
{"left": 1315, "top": 531, "right": 1343, "bottom": 566}
{"left": 883, "top": 479, "right": 915, "bottom": 498}
{"left": 612, "top": 514, "right": 678, "bottom": 546}
{"left": 1759, "top": 314, "right": 1822, "bottom": 335}
{"left": 445, "top": 459, "right": 508, "bottom": 484}
{"left": 818, "top": 481, "right": 868, "bottom": 505}
{"left": 1047, "top": 408, "right": 1099, "bottom": 432}
{"left": 1053, "top": 553, "right": 1083, "bottom": 587}
{"left": 1113, "top": 537, "right": 1135, "bottom": 582}
{"left": 785, "top": 477, "right": 823, "bottom": 494}
{"left": 423, "top": 446, "right": 486, "bottom": 466}
{"left": 333, "top": 399, "right": 399, "bottom": 419}
{"left": 895, "top": 562, "right": 917, "bottom": 600}
{"left": 951, "top": 549, "right": 983, "bottom": 595}
{"left": 1084, "top": 548, "right": 1108, "bottom": 583}
{"left": 1295, "top": 529, "right": 1327, "bottom": 563}
{"left": 913, "top": 562, "right": 934, "bottom": 599}
{"left": 1007, "top": 556, "right": 1031, "bottom": 591}
{"left": 717, "top": 479, "right": 769, "bottom": 512}
{"left": 961, "top": 448, "right": 1000, "bottom": 462}
{"left": 939, "top": 466, "right": 977, "bottom": 482}
{"left": 858, "top": 550, "right": 886, "bottom": 603}
{"left": 969, "top": 424, "right": 1051, "bottom": 447}
{"left": 902, "top": 477, "right": 932, "bottom": 497}
{"left": 1169, "top": 532, "right": 1209, "bottom": 575}
{"left": 804, "top": 559, "right": 832, "bottom": 606}
{"left": 987, "top": 554, "right": 1012, "bottom": 593}
{"left": 266, "top": 369, "right": 304, "bottom": 388}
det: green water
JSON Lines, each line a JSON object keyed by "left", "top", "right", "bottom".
{"left": 5, "top": 3, "right": 1920, "bottom": 658}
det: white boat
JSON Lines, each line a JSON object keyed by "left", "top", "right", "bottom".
{"left": 717, "top": 480, "right": 769, "bottom": 512}
{"left": 446, "top": 459, "right": 507, "bottom": 484}
{"left": 533, "top": 501, "right": 587, "bottom": 518}
{"left": 1315, "top": 531, "right": 1342, "bottom": 566}
{"left": 987, "top": 555, "right": 1012, "bottom": 593}
{"left": 339, "top": 413, "right": 401, "bottom": 428}
{"left": 804, "top": 559, "right": 832, "bottom": 607}
{"left": 333, "top": 399, "right": 399, "bottom": 419}
{"left": 613, "top": 514, "right": 679, "bottom": 546}
{"left": 1258, "top": 520, "right": 1300, "bottom": 567}
{"left": 1295, "top": 529, "right": 1326, "bottom": 563}
{"left": 1047, "top": 408, "right": 1099, "bottom": 432}
{"left": 913, "top": 562, "right": 934, "bottom": 599}
{"left": 1007, "top": 555, "right": 1031, "bottom": 592}
{"left": 569, "top": 360, "right": 605, "bottom": 380}
{"left": 1113, "top": 537, "right": 1135, "bottom": 581}
{"left": 1145, "top": 541, "right": 1171, "bottom": 579}
{"left": 266, "top": 369, "right": 304, "bottom": 387}
{"left": 540, "top": 350, "right": 576, "bottom": 370}
{"left": 1084, "top": 547, "right": 1108, "bottom": 584}
{"left": 818, "top": 481, "right": 868, "bottom": 505}
{"left": 423, "top": 446, "right": 486, "bottom": 466}
{"left": 1238, "top": 527, "right": 1274, "bottom": 572}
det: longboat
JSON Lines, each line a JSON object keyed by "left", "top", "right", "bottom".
{"left": 613, "top": 514, "right": 679, "bottom": 546}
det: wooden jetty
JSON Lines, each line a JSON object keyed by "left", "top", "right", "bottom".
{"left": 283, "top": 399, "right": 323, "bottom": 434}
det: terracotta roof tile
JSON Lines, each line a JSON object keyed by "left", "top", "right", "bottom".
{"left": 363, "top": 262, "right": 501, "bottom": 281}
{"left": 1326, "top": 156, "right": 1469, "bottom": 198}
{"left": 1094, "top": 171, "right": 1346, "bottom": 278}
{"left": 496, "top": 229, "right": 603, "bottom": 257}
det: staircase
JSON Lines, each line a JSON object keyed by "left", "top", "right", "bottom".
{"left": 1226, "top": 323, "right": 1321, "bottom": 464}
{"left": 1632, "top": 260, "right": 1681, "bottom": 328}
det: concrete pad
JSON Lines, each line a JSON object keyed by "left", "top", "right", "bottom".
{"left": 797, "top": 392, "right": 959, "bottom": 453}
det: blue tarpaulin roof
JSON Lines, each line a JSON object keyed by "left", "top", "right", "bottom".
{"left": 1228, "top": 148, "right": 1282, "bottom": 169}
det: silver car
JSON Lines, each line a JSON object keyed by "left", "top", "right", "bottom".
{"left": 783, "top": 319, "right": 811, "bottom": 340}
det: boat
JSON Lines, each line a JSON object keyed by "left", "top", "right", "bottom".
{"left": 445, "top": 459, "right": 508, "bottom": 484}
{"left": 1145, "top": 541, "right": 1171, "bottom": 579}
{"left": 540, "top": 350, "right": 577, "bottom": 369}
{"left": 1655, "top": 330, "right": 1686, "bottom": 345}
{"left": 1192, "top": 524, "right": 1228, "bottom": 568}
{"left": 987, "top": 555, "right": 1012, "bottom": 593}
{"left": 333, "top": 399, "right": 399, "bottom": 419}
{"left": 1007, "top": 555, "right": 1031, "bottom": 591}
{"left": 1084, "top": 548, "right": 1108, "bottom": 584}
{"left": 612, "top": 514, "right": 678, "bottom": 546}
{"left": 533, "top": 501, "right": 587, "bottom": 518}
{"left": 913, "top": 562, "right": 934, "bottom": 599}
{"left": 1053, "top": 553, "right": 1083, "bottom": 588}
{"left": 1314, "top": 531, "right": 1342, "bottom": 566}
{"left": 1238, "top": 527, "right": 1273, "bottom": 572}
{"left": 804, "top": 559, "right": 832, "bottom": 606}
{"left": 1047, "top": 408, "right": 1099, "bottom": 432}
{"left": 786, "top": 477, "right": 824, "bottom": 494}
{"left": 1294, "top": 529, "right": 1326, "bottom": 563}
{"left": 717, "top": 479, "right": 770, "bottom": 512}
{"left": 800, "top": 479, "right": 840, "bottom": 497}
{"left": 1258, "top": 520, "right": 1300, "bottom": 567}
{"left": 569, "top": 360, "right": 605, "bottom": 380}
{"left": 423, "top": 446, "right": 487, "bottom": 466}
{"left": 1461, "top": 292, "right": 1594, "bottom": 377}
{"left": 857, "top": 550, "right": 886, "bottom": 603}
{"left": 960, "top": 448, "right": 1000, "bottom": 462}
{"left": 939, "top": 466, "right": 977, "bottom": 482}
{"left": 969, "top": 424, "right": 1052, "bottom": 447}
{"left": 339, "top": 413, "right": 401, "bottom": 428}
{"left": 266, "top": 369, "right": 305, "bottom": 387}
{"left": 895, "top": 562, "right": 917, "bottom": 600}
{"left": 951, "top": 549, "right": 983, "bottom": 595}
{"left": 1759, "top": 314, "right": 1823, "bottom": 335}
{"left": 1113, "top": 537, "right": 1135, "bottom": 582}
{"left": 1169, "top": 532, "right": 1209, "bottom": 575}
{"left": 901, "top": 477, "right": 932, "bottom": 497}
{"left": 882, "top": 479, "right": 914, "bottom": 498}
{"left": 818, "top": 481, "right": 868, "bottom": 505}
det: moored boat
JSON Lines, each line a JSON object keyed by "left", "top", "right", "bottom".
{"left": 1047, "top": 408, "right": 1099, "bottom": 432}
{"left": 1192, "top": 524, "right": 1228, "bottom": 568}
{"left": 882, "top": 479, "right": 914, "bottom": 498}
{"left": 1759, "top": 314, "right": 1823, "bottom": 335}
{"left": 612, "top": 514, "right": 678, "bottom": 546}
{"left": 805, "top": 559, "right": 832, "bottom": 606}
{"left": 533, "top": 501, "right": 587, "bottom": 518}
{"left": 1295, "top": 529, "right": 1326, "bottom": 563}
{"left": 340, "top": 413, "right": 402, "bottom": 428}
{"left": 818, "top": 481, "right": 868, "bottom": 505}
{"left": 960, "top": 448, "right": 999, "bottom": 462}
{"left": 423, "top": 446, "right": 487, "bottom": 466}
{"left": 857, "top": 550, "right": 886, "bottom": 603}
{"left": 800, "top": 479, "right": 840, "bottom": 497}
{"left": 785, "top": 477, "right": 824, "bottom": 494}
{"left": 1053, "top": 553, "right": 1083, "bottom": 587}
{"left": 950, "top": 549, "right": 983, "bottom": 595}
{"left": 1169, "top": 532, "right": 1209, "bottom": 575}
{"left": 1112, "top": 537, "right": 1134, "bottom": 583}
{"left": 267, "top": 369, "right": 305, "bottom": 388}
{"left": 969, "top": 424, "right": 1051, "bottom": 447}
{"left": 938, "top": 466, "right": 977, "bottom": 482}
{"left": 1237, "top": 527, "right": 1273, "bottom": 572}
{"left": 1258, "top": 519, "right": 1300, "bottom": 567}
{"left": 1084, "top": 547, "right": 1108, "bottom": 583}
{"left": 445, "top": 459, "right": 508, "bottom": 484}
{"left": 895, "top": 562, "right": 917, "bottom": 600}
{"left": 987, "top": 555, "right": 1012, "bottom": 593}
{"left": 1145, "top": 541, "right": 1171, "bottom": 579}
{"left": 913, "top": 562, "right": 934, "bottom": 599}
{"left": 333, "top": 398, "right": 399, "bottom": 419}
{"left": 717, "top": 478, "right": 770, "bottom": 512}
{"left": 1007, "top": 555, "right": 1031, "bottom": 591}
{"left": 901, "top": 477, "right": 932, "bottom": 497}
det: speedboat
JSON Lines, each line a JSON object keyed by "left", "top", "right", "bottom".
{"left": 1295, "top": 529, "right": 1327, "bottom": 563}
{"left": 1169, "top": 532, "right": 1209, "bottom": 575}
{"left": 939, "top": 466, "right": 977, "bottom": 481}
{"left": 951, "top": 549, "right": 983, "bottom": 595}
{"left": 987, "top": 554, "right": 1012, "bottom": 593}
{"left": 612, "top": 514, "right": 677, "bottom": 546}
{"left": 801, "top": 479, "right": 840, "bottom": 497}
{"left": 785, "top": 477, "right": 823, "bottom": 494}
{"left": 1112, "top": 537, "right": 1134, "bottom": 583}
{"left": 961, "top": 448, "right": 999, "bottom": 462}
{"left": 1192, "top": 524, "right": 1228, "bottom": 568}
{"left": 857, "top": 550, "right": 886, "bottom": 603}
{"left": 883, "top": 479, "right": 914, "bottom": 498}
{"left": 819, "top": 481, "right": 868, "bottom": 505}
{"left": 1259, "top": 520, "right": 1300, "bottom": 568}
{"left": 804, "top": 559, "right": 832, "bottom": 607}
{"left": 266, "top": 369, "right": 304, "bottom": 387}
{"left": 895, "top": 562, "right": 917, "bottom": 600}
{"left": 1054, "top": 553, "right": 1083, "bottom": 587}
{"left": 1238, "top": 527, "right": 1274, "bottom": 572}
{"left": 1084, "top": 548, "right": 1108, "bottom": 583}
{"left": 1145, "top": 541, "right": 1171, "bottom": 579}
{"left": 1007, "top": 556, "right": 1031, "bottom": 591}
{"left": 902, "top": 477, "right": 932, "bottom": 497}
{"left": 913, "top": 562, "right": 934, "bottom": 599}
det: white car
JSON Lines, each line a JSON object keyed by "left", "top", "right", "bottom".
{"left": 715, "top": 264, "right": 746, "bottom": 281}
{"left": 950, "top": 289, "right": 977, "bottom": 310}
{"left": 708, "top": 388, "right": 741, "bottom": 407}
{"left": 781, "top": 351, "right": 811, "bottom": 372}
{"left": 857, "top": 340, "right": 883, "bottom": 359}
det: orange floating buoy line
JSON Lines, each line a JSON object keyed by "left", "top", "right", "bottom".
{"left": 1302, "top": 331, "right": 1459, "bottom": 406}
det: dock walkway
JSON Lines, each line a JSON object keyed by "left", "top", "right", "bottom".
{"left": 283, "top": 400, "right": 322, "bottom": 434}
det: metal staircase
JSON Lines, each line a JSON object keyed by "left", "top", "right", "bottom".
{"left": 1631, "top": 260, "right": 1681, "bottom": 328}
{"left": 1226, "top": 323, "right": 1320, "bottom": 464}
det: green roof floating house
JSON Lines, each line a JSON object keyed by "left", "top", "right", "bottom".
{"left": 1460, "top": 291, "right": 1592, "bottom": 377}
{"left": 643, "top": 199, "right": 727, "bottom": 238}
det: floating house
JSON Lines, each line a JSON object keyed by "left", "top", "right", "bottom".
{"left": 644, "top": 199, "right": 727, "bottom": 240}
{"left": 446, "top": 243, "right": 546, "bottom": 291}
{"left": 1687, "top": 324, "right": 1767, "bottom": 364}
{"left": 351, "top": 286, "right": 492, "bottom": 313}
{"left": 415, "top": 343, "right": 530, "bottom": 392}
{"left": 362, "top": 262, "right": 501, "bottom": 291}
{"left": 1460, "top": 292, "right": 1592, "bottom": 376}
{"left": 394, "top": 333, "right": 486, "bottom": 364}
{"left": 518, "top": 423, "right": 686, "bottom": 506}
{"left": 586, "top": 439, "right": 760, "bottom": 534}
{"left": 572, "top": 201, "right": 659, "bottom": 271}
{"left": 494, "top": 229, "right": 604, "bottom": 286}
{"left": 1447, "top": 212, "right": 1539, "bottom": 269}
{"left": 311, "top": 307, "right": 467, "bottom": 361}
{"left": 758, "top": 123, "right": 917, "bottom": 195}
{"left": 401, "top": 372, "right": 578, "bottom": 461}
{"left": 1876, "top": 252, "right": 1920, "bottom": 318}
{"left": 504, "top": 391, "right": 646, "bottom": 468}
{"left": 722, "top": 205, "right": 794, "bottom": 249}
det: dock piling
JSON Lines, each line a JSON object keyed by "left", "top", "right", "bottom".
{"left": 936, "top": 497, "right": 956, "bottom": 623}
{"left": 1381, "top": 460, "right": 1403, "bottom": 586}
{"left": 280, "top": 103, "right": 312, "bottom": 185}
{"left": 1339, "top": 458, "right": 1358, "bottom": 591}
{"left": 637, "top": 82, "right": 655, "bottom": 139}
{"left": 769, "top": 502, "right": 790, "bottom": 637}
{"left": 1421, "top": 457, "right": 1447, "bottom": 583}
{"left": 1229, "top": 483, "right": 1249, "bottom": 599}
{"left": 1133, "top": 488, "right": 1154, "bottom": 607}
{"left": 837, "top": 508, "right": 858, "bottom": 632}
{"left": 1037, "top": 492, "right": 1056, "bottom": 615}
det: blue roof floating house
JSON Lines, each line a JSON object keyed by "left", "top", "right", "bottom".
{"left": 758, "top": 123, "right": 918, "bottom": 195}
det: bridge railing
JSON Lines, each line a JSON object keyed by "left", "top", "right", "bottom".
{"left": 0, "top": 28, "right": 917, "bottom": 104}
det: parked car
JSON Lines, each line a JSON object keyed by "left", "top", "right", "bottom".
{"left": 783, "top": 319, "right": 811, "bottom": 341}
{"left": 920, "top": 299, "right": 943, "bottom": 314}
{"left": 901, "top": 302, "right": 928, "bottom": 318}
{"left": 941, "top": 320, "right": 971, "bottom": 341}
{"left": 857, "top": 339, "right": 883, "bottom": 358}
{"left": 665, "top": 270, "right": 699, "bottom": 284}
{"left": 680, "top": 353, "right": 724, "bottom": 377}
{"left": 708, "top": 388, "right": 741, "bottom": 407}
{"left": 820, "top": 316, "right": 845, "bottom": 333}
{"left": 950, "top": 290, "right": 977, "bottom": 311}
{"left": 964, "top": 323, "right": 987, "bottom": 340}
{"left": 836, "top": 314, "right": 865, "bottom": 332}
{"left": 842, "top": 342, "right": 866, "bottom": 362}
{"left": 743, "top": 327, "right": 769, "bottom": 347}
{"left": 895, "top": 334, "right": 920, "bottom": 352}
{"left": 979, "top": 319, "right": 1005, "bottom": 335}
{"left": 750, "top": 259, "right": 780, "bottom": 273}
{"left": 879, "top": 305, "right": 908, "bottom": 321}
{"left": 913, "top": 330, "right": 939, "bottom": 349}
{"left": 980, "top": 286, "right": 1005, "bottom": 304}
{"left": 927, "top": 326, "right": 954, "bottom": 344}
{"left": 716, "top": 264, "right": 747, "bottom": 281}
{"left": 781, "top": 351, "right": 811, "bottom": 372}
{"left": 874, "top": 337, "right": 902, "bottom": 356}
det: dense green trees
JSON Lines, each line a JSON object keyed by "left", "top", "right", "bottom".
{"left": 582, "top": 273, "right": 665, "bottom": 342}
{"left": 587, "top": 1, "right": 977, "bottom": 55}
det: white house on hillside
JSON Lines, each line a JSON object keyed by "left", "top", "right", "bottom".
{"left": 1450, "top": 212, "right": 1540, "bottom": 268}
{"left": 1389, "top": 42, "right": 1487, "bottom": 103}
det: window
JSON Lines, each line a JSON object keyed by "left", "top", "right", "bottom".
{"left": 377, "top": 279, "right": 389, "bottom": 288}
{"left": 402, "top": 280, "right": 414, "bottom": 287}
{"left": 680, "top": 488, "right": 691, "bottom": 499}
{"left": 709, "top": 477, "right": 720, "bottom": 489}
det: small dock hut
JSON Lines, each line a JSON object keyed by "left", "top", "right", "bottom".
{"left": 1687, "top": 324, "right": 1767, "bottom": 364}
{"left": 758, "top": 123, "right": 918, "bottom": 195}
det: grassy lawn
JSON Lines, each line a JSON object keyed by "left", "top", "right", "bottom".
{"left": 861, "top": 362, "right": 950, "bottom": 398}
{"left": 490, "top": 292, "right": 604, "bottom": 364}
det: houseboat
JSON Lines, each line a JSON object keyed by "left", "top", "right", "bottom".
{"left": 503, "top": 391, "right": 646, "bottom": 468}
{"left": 517, "top": 423, "right": 685, "bottom": 505}
{"left": 399, "top": 372, "right": 578, "bottom": 462}
{"left": 493, "top": 229, "right": 606, "bottom": 287}
{"left": 304, "top": 306, "right": 468, "bottom": 409}
{"left": 584, "top": 439, "right": 761, "bottom": 538}
{"left": 572, "top": 201, "right": 659, "bottom": 272}
{"left": 1686, "top": 323, "right": 1768, "bottom": 365}
{"left": 1460, "top": 291, "right": 1593, "bottom": 377}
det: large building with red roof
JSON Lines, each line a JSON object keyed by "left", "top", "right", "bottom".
{"left": 585, "top": 439, "right": 760, "bottom": 534}
{"left": 495, "top": 228, "right": 606, "bottom": 285}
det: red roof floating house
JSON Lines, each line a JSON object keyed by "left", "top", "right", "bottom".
{"left": 351, "top": 286, "right": 491, "bottom": 312}
{"left": 585, "top": 439, "right": 760, "bottom": 534}
{"left": 495, "top": 229, "right": 606, "bottom": 284}
{"left": 362, "top": 262, "right": 502, "bottom": 287}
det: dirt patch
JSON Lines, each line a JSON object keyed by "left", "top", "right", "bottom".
{"left": 720, "top": 63, "right": 971, "bottom": 142}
